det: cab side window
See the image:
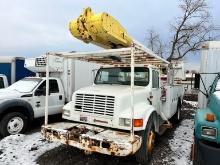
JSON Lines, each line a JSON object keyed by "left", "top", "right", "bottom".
{"left": 0, "top": 77, "right": 4, "bottom": 89}
{"left": 49, "top": 80, "right": 59, "bottom": 93}
{"left": 36, "top": 80, "right": 59, "bottom": 94}
{"left": 152, "top": 70, "right": 159, "bottom": 88}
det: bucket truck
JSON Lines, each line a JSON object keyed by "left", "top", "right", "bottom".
{"left": 42, "top": 8, "right": 185, "bottom": 164}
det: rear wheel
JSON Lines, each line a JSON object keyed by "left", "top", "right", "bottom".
{"left": 0, "top": 112, "right": 28, "bottom": 137}
{"left": 135, "top": 115, "right": 155, "bottom": 164}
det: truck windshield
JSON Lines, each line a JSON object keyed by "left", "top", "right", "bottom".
{"left": 7, "top": 78, "right": 42, "bottom": 93}
{"left": 95, "top": 67, "right": 149, "bottom": 86}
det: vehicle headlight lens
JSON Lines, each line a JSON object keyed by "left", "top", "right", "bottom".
{"left": 201, "top": 127, "right": 217, "bottom": 139}
{"left": 119, "top": 118, "right": 131, "bottom": 127}
{"left": 63, "top": 109, "right": 70, "bottom": 117}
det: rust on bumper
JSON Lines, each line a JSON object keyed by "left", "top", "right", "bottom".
{"left": 42, "top": 122, "right": 142, "bottom": 156}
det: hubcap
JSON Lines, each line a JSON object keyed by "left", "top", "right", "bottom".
{"left": 7, "top": 117, "right": 24, "bottom": 134}
{"left": 147, "top": 131, "right": 155, "bottom": 154}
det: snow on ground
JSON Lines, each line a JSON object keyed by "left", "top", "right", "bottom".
{"left": 0, "top": 101, "right": 197, "bottom": 165}
{"left": 183, "top": 100, "right": 198, "bottom": 108}
{"left": 169, "top": 119, "right": 194, "bottom": 165}
{"left": 0, "top": 132, "right": 60, "bottom": 165}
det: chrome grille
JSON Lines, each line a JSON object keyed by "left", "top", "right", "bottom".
{"left": 75, "top": 94, "right": 115, "bottom": 116}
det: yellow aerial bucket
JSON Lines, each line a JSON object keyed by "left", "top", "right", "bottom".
{"left": 69, "top": 7, "right": 133, "bottom": 49}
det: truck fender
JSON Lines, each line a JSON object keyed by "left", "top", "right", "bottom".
{"left": 142, "top": 106, "right": 158, "bottom": 132}
{"left": 0, "top": 99, "right": 34, "bottom": 122}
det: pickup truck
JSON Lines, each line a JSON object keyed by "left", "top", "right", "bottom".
{"left": 0, "top": 74, "right": 8, "bottom": 89}
{"left": 0, "top": 56, "right": 99, "bottom": 137}
{"left": 0, "top": 77, "right": 65, "bottom": 137}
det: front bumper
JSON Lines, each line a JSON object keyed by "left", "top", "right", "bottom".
{"left": 195, "top": 137, "right": 220, "bottom": 165}
{"left": 42, "top": 122, "right": 142, "bottom": 156}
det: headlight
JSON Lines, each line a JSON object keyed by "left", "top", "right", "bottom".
{"left": 63, "top": 109, "right": 70, "bottom": 117}
{"left": 201, "top": 126, "right": 217, "bottom": 139}
{"left": 119, "top": 118, "right": 131, "bottom": 127}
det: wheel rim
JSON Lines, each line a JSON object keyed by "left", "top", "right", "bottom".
{"left": 147, "top": 130, "right": 155, "bottom": 154}
{"left": 7, "top": 117, "right": 24, "bottom": 134}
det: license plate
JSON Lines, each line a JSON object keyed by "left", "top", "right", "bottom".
{"left": 80, "top": 115, "right": 87, "bottom": 122}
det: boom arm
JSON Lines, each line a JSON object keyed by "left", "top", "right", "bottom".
{"left": 69, "top": 7, "right": 133, "bottom": 49}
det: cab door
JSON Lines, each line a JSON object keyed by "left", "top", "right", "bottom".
{"left": 33, "top": 79, "right": 64, "bottom": 118}
{"left": 48, "top": 79, "right": 64, "bottom": 115}
{"left": 151, "top": 70, "right": 162, "bottom": 112}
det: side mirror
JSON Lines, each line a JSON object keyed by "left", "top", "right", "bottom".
{"left": 194, "top": 73, "right": 200, "bottom": 89}
{"left": 35, "top": 88, "right": 46, "bottom": 96}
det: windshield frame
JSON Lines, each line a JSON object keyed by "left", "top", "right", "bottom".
{"left": 7, "top": 78, "right": 42, "bottom": 93}
{"left": 94, "top": 67, "right": 150, "bottom": 87}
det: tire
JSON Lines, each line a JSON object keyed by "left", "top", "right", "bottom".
{"left": 171, "top": 101, "right": 181, "bottom": 124}
{"left": 193, "top": 138, "right": 203, "bottom": 165}
{"left": 135, "top": 115, "right": 155, "bottom": 165}
{"left": 0, "top": 112, "right": 28, "bottom": 137}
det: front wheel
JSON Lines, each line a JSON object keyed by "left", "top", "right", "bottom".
{"left": 193, "top": 138, "right": 203, "bottom": 165}
{"left": 0, "top": 112, "right": 28, "bottom": 137}
{"left": 135, "top": 115, "right": 155, "bottom": 165}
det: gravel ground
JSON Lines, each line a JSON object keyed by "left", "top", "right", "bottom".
{"left": 0, "top": 101, "right": 196, "bottom": 165}
{"left": 36, "top": 101, "right": 196, "bottom": 165}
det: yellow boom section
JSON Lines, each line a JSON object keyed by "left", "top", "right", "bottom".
{"left": 69, "top": 7, "right": 133, "bottom": 49}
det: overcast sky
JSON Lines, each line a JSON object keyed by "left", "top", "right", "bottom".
{"left": 0, "top": 0, "right": 219, "bottom": 69}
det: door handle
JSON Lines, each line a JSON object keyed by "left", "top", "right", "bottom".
{"left": 36, "top": 101, "right": 41, "bottom": 107}
{"left": 59, "top": 95, "right": 62, "bottom": 100}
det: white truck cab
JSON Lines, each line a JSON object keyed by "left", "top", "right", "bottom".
{"left": 62, "top": 65, "right": 182, "bottom": 132}
{"left": 0, "top": 74, "right": 8, "bottom": 89}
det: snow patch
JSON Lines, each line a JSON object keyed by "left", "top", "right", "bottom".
{"left": 168, "top": 119, "right": 194, "bottom": 165}
{"left": 183, "top": 100, "right": 198, "bottom": 108}
{"left": 0, "top": 132, "right": 60, "bottom": 165}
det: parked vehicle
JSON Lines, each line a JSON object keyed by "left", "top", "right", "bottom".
{"left": 0, "top": 56, "right": 99, "bottom": 137}
{"left": 0, "top": 74, "right": 8, "bottom": 89}
{"left": 0, "top": 56, "right": 35, "bottom": 85}
{"left": 192, "top": 41, "right": 220, "bottom": 165}
{"left": 42, "top": 8, "right": 185, "bottom": 165}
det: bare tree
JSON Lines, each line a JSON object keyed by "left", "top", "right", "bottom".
{"left": 167, "top": 0, "right": 218, "bottom": 61}
{"left": 146, "top": 29, "right": 165, "bottom": 58}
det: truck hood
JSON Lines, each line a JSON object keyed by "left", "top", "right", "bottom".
{"left": 0, "top": 88, "right": 24, "bottom": 100}
{"left": 75, "top": 85, "right": 146, "bottom": 97}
